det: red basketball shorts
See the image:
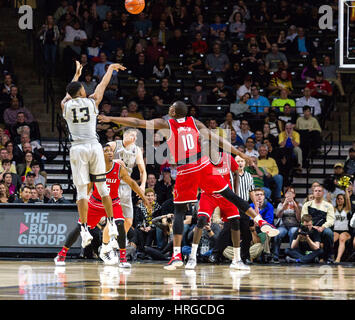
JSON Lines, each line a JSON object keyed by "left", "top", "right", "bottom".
{"left": 79, "top": 198, "right": 124, "bottom": 229}
{"left": 173, "top": 156, "right": 229, "bottom": 204}
{"left": 198, "top": 192, "right": 240, "bottom": 222}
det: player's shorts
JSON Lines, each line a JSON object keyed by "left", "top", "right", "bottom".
{"left": 118, "top": 183, "right": 134, "bottom": 219}
{"left": 79, "top": 197, "right": 124, "bottom": 229}
{"left": 198, "top": 192, "right": 240, "bottom": 222}
{"left": 69, "top": 142, "right": 106, "bottom": 186}
{"left": 173, "top": 156, "right": 229, "bottom": 204}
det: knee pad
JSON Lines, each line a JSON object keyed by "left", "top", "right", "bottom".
{"left": 95, "top": 181, "right": 110, "bottom": 198}
{"left": 76, "top": 185, "right": 89, "bottom": 201}
{"left": 230, "top": 218, "right": 240, "bottom": 231}
{"left": 172, "top": 203, "right": 187, "bottom": 235}
{"left": 196, "top": 215, "right": 208, "bottom": 229}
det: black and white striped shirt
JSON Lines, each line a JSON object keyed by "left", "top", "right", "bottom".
{"left": 237, "top": 171, "right": 255, "bottom": 201}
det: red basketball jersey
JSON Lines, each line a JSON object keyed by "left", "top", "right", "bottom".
{"left": 210, "top": 152, "right": 238, "bottom": 198}
{"left": 167, "top": 116, "right": 201, "bottom": 164}
{"left": 92, "top": 162, "right": 121, "bottom": 200}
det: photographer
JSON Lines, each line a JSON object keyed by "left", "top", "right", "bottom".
{"left": 301, "top": 185, "right": 335, "bottom": 263}
{"left": 284, "top": 214, "right": 324, "bottom": 263}
{"left": 142, "top": 213, "right": 174, "bottom": 261}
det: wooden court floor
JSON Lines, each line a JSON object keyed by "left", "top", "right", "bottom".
{"left": 0, "top": 259, "right": 354, "bottom": 300}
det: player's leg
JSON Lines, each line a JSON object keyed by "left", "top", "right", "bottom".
{"left": 100, "top": 223, "right": 118, "bottom": 265}
{"left": 229, "top": 218, "right": 250, "bottom": 270}
{"left": 164, "top": 169, "right": 200, "bottom": 270}
{"left": 119, "top": 187, "right": 134, "bottom": 234}
{"left": 70, "top": 145, "right": 93, "bottom": 246}
{"left": 54, "top": 224, "right": 81, "bottom": 266}
{"left": 186, "top": 194, "right": 215, "bottom": 269}
{"left": 218, "top": 187, "right": 279, "bottom": 237}
{"left": 90, "top": 143, "right": 117, "bottom": 238}
{"left": 76, "top": 184, "right": 94, "bottom": 247}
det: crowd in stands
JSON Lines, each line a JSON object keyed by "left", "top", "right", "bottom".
{"left": 1, "top": 0, "right": 354, "bottom": 264}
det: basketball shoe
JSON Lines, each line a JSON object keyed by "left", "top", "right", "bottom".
{"left": 230, "top": 260, "right": 251, "bottom": 271}
{"left": 54, "top": 254, "right": 66, "bottom": 266}
{"left": 185, "top": 256, "right": 197, "bottom": 269}
{"left": 259, "top": 220, "right": 279, "bottom": 237}
{"left": 80, "top": 225, "right": 93, "bottom": 248}
{"left": 100, "top": 245, "right": 118, "bottom": 265}
{"left": 164, "top": 253, "right": 184, "bottom": 270}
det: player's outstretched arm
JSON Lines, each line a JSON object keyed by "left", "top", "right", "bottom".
{"left": 98, "top": 115, "right": 169, "bottom": 130}
{"left": 72, "top": 60, "right": 83, "bottom": 82}
{"left": 118, "top": 160, "right": 152, "bottom": 210}
{"left": 61, "top": 61, "right": 83, "bottom": 111}
{"left": 194, "top": 119, "right": 253, "bottom": 164}
{"left": 90, "top": 63, "right": 126, "bottom": 106}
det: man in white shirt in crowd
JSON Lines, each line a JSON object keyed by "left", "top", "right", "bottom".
{"left": 296, "top": 87, "right": 321, "bottom": 117}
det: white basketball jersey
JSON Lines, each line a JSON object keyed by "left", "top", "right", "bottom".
{"left": 114, "top": 140, "right": 137, "bottom": 184}
{"left": 63, "top": 97, "right": 99, "bottom": 143}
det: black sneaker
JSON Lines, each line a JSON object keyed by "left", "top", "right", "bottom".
{"left": 326, "top": 258, "right": 334, "bottom": 265}
{"left": 208, "top": 253, "right": 220, "bottom": 264}
{"left": 271, "top": 257, "right": 280, "bottom": 264}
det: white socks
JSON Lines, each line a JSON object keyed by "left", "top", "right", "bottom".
{"left": 233, "top": 247, "right": 241, "bottom": 263}
{"left": 173, "top": 247, "right": 181, "bottom": 257}
{"left": 190, "top": 244, "right": 198, "bottom": 258}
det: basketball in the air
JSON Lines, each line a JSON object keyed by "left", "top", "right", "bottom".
{"left": 125, "top": 0, "right": 145, "bottom": 14}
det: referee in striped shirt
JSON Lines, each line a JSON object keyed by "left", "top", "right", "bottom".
{"left": 235, "top": 155, "right": 257, "bottom": 264}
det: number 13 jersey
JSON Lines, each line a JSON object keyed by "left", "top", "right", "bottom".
{"left": 167, "top": 116, "right": 201, "bottom": 165}
{"left": 63, "top": 97, "right": 99, "bottom": 144}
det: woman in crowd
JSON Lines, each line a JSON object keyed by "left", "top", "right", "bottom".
{"left": 16, "top": 151, "right": 33, "bottom": 178}
{"left": 0, "top": 182, "right": 10, "bottom": 203}
{"left": 272, "top": 187, "right": 301, "bottom": 263}
{"left": 5, "top": 141, "right": 14, "bottom": 164}
{"left": 333, "top": 188, "right": 352, "bottom": 263}
{"left": 229, "top": 12, "right": 246, "bottom": 40}
{"left": 152, "top": 56, "right": 172, "bottom": 79}
{"left": 301, "top": 57, "right": 321, "bottom": 82}
{"left": 3, "top": 173, "right": 17, "bottom": 196}
{"left": 262, "top": 123, "right": 278, "bottom": 148}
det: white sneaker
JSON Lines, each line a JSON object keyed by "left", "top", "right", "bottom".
{"left": 80, "top": 227, "right": 93, "bottom": 248}
{"left": 100, "top": 246, "right": 118, "bottom": 265}
{"left": 119, "top": 261, "right": 131, "bottom": 268}
{"left": 54, "top": 255, "right": 66, "bottom": 266}
{"left": 230, "top": 260, "right": 251, "bottom": 271}
{"left": 185, "top": 256, "right": 197, "bottom": 269}
{"left": 108, "top": 221, "right": 118, "bottom": 238}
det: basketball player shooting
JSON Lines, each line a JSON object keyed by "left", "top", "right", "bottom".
{"left": 98, "top": 101, "right": 279, "bottom": 270}
{"left": 61, "top": 61, "right": 126, "bottom": 248}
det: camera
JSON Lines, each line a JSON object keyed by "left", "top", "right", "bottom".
{"left": 298, "top": 225, "right": 309, "bottom": 236}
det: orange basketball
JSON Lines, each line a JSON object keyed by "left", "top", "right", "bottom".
{"left": 125, "top": 0, "right": 145, "bottom": 14}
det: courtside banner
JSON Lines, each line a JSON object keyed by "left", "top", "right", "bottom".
{"left": 0, "top": 204, "right": 81, "bottom": 250}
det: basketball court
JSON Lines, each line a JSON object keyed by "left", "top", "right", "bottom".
{"left": 0, "top": 260, "right": 353, "bottom": 300}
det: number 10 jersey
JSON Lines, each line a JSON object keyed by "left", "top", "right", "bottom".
{"left": 63, "top": 97, "right": 99, "bottom": 144}
{"left": 167, "top": 116, "right": 201, "bottom": 165}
